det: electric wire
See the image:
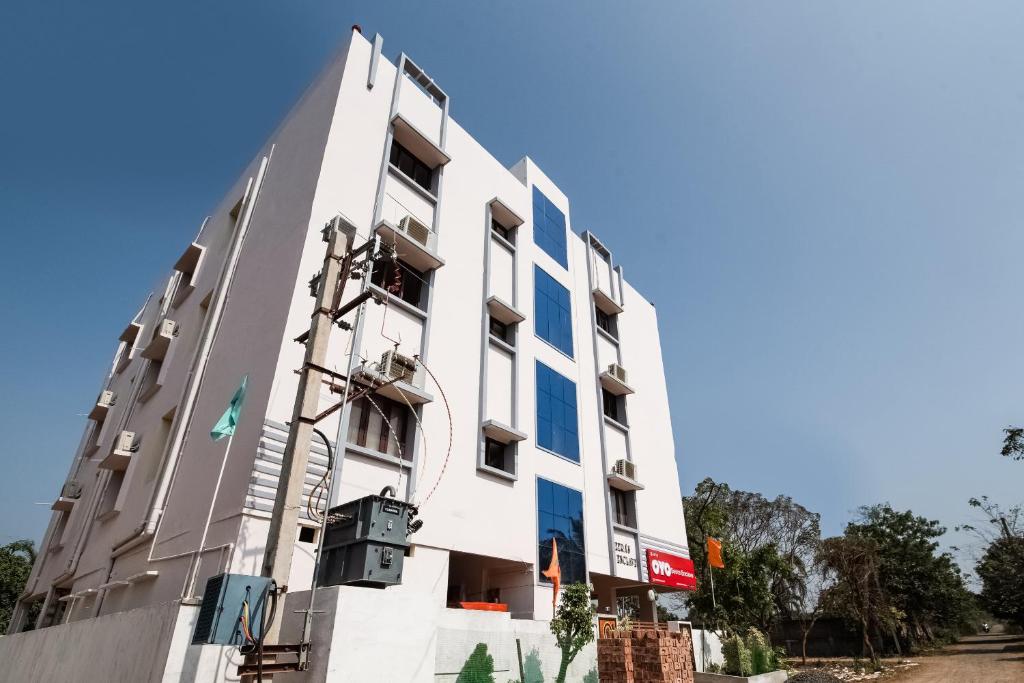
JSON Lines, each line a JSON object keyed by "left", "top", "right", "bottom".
{"left": 363, "top": 391, "right": 406, "bottom": 491}
{"left": 306, "top": 428, "right": 333, "bottom": 524}
{"left": 393, "top": 384, "right": 428, "bottom": 499}
{"left": 414, "top": 355, "right": 453, "bottom": 507}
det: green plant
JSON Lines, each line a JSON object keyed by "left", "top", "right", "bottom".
{"left": 549, "top": 583, "right": 596, "bottom": 683}
{"left": 746, "top": 628, "right": 771, "bottom": 674}
{"left": 722, "top": 634, "right": 752, "bottom": 676}
{"left": 0, "top": 540, "right": 36, "bottom": 632}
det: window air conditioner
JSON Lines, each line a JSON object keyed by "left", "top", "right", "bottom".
{"left": 607, "top": 363, "right": 628, "bottom": 385}
{"left": 380, "top": 350, "right": 417, "bottom": 385}
{"left": 398, "top": 215, "right": 431, "bottom": 247}
{"left": 612, "top": 459, "right": 638, "bottom": 481}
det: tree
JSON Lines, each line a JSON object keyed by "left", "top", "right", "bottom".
{"left": 1000, "top": 427, "right": 1024, "bottom": 461}
{"left": 550, "top": 583, "right": 595, "bottom": 683}
{"left": 961, "top": 496, "right": 1022, "bottom": 543}
{"left": 817, "top": 535, "right": 889, "bottom": 669}
{"left": 683, "top": 478, "right": 820, "bottom": 634}
{"left": 847, "top": 505, "right": 973, "bottom": 649}
{"left": 976, "top": 536, "right": 1024, "bottom": 629}
{"left": 0, "top": 539, "right": 36, "bottom": 633}
{"left": 793, "top": 555, "right": 827, "bottom": 666}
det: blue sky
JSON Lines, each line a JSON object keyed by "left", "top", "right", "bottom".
{"left": 2, "top": 1, "right": 1022, "bottom": 572}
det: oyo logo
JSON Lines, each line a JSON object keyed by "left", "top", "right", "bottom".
{"left": 651, "top": 559, "right": 674, "bottom": 577}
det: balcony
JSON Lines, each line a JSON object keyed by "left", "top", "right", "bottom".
{"left": 599, "top": 363, "right": 634, "bottom": 396}
{"left": 375, "top": 217, "right": 445, "bottom": 273}
{"left": 607, "top": 459, "right": 644, "bottom": 492}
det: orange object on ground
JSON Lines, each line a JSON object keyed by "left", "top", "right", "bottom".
{"left": 707, "top": 537, "right": 725, "bottom": 569}
{"left": 459, "top": 602, "right": 509, "bottom": 612}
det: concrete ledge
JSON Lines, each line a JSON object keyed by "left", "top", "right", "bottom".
{"left": 695, "top": 671, "right": 788, "bottom": 683}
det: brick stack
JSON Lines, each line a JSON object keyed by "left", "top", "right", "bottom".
{"left": 597, "top": 637, "right": 634, "bottom": 683}
{"left": 597, "top": 629, "right": 694, "bottom": 683}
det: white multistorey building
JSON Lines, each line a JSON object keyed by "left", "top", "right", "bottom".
{"left": 5, "top": 28, "right": 690, "bottom": 682}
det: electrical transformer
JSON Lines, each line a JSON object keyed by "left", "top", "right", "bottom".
{"left": 316, "top": 488, "right": 415, "bottom": 588}
{"left": 191, "top": 573, "right": 273, "bottom": 646}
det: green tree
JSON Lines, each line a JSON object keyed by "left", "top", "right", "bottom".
{"left": 847, "top": 504, "right": 973, "bottom": 649}
{"left": 457, "top": 643, "right": 496, "bottom": 683}
{"left": 0, "top": 539, "right": 36, "bottom": 632}
{"left": 1000, "top": 427, "right": 1024, "bottom": 461}
{"left": 550, "top": 583, "right": 595, "bottom": 683}
{"left": 976, "top": 536, "right": 1024, "bottom": 628}
{"left": 683, "top": 478, "right": 819, "bottom": 634}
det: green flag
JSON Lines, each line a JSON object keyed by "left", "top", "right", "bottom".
{"left": 211, "top": 375, "right": 248, "bottom": 441}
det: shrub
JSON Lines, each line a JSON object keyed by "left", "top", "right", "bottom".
{"left": 723, "top": 634, "right": 752, "bottom": 676}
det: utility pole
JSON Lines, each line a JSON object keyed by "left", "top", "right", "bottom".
{"left": 260, "top": 217, "right": 366, "bottom": 641}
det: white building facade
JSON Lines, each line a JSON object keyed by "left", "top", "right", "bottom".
{"left": 6, "top": 28, "right": 690, "bottom": 682}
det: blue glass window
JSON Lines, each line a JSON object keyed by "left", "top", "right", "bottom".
{"left": 536, "top": 361, "right": 579, "bottom": 462}
{"left": 537, "top": 478, "right": 586, "bottom": 585}
{"left": 534, "top": 267, "right": 573, "bottom": 357}
{"left": 533, "top": 186, "right": 568, "bottom": 268}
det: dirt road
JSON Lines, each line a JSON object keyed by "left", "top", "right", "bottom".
{"left": 897, "top": 634, "right": 1024, "bottom": 683}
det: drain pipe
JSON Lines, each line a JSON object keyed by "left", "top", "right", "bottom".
{"left": 110, "top": 151, "right": 271, "bottom": 558}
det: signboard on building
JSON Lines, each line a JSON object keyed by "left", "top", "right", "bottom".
{"left": 613, "top": 530, "right": 640, "bottom": 581}
{"left": 645, "top": 549, "right": 696, "bottom": 590}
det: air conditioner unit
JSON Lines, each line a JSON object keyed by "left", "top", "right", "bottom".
{"left": 142, "top": 320, "right": 178, "bottom": 360}
{"left": 398, "top": 215, "right": 432, "bottom": 247}
{"left": 380, "top": 350, "right": 417, "bottom": 384}
{"left": 612, "top": 459, "right": 638, "bottom": 481}
{"left": 62, "top": 480, "right": 83, "bottom": 499}
{"left": 114, "top": 430, "right": 137, "bottom": 455}
{"left": 155, "top": 319, "right": 178, "bottom": 340}
{"left": 607, "top": 363, "right": 628, "bottom": 385}
{"left": 89, "top": 390, "right": 116, "bottom": 421}
{"left": 99, "top": 431, "right": 137, "bottom": 471}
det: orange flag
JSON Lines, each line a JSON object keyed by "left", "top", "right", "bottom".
{"left": 707, "top": 537, "right": 725, "bottom": 569}
{"left": 542, "top": 538, "right": 562, "bottom": 610}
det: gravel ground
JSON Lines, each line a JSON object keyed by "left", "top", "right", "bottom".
{"left": 788, "top": 671, "right": 844, "bottom": 683}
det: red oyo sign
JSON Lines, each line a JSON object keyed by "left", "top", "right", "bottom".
{"left": 646, "top": 549, "right": 697, "bottom": 591}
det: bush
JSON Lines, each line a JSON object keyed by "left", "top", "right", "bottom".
{"left": 723, "top": 634, "right": 752, "bottom": 676}
{"left": 722, "top": 628, "right": 785, "bottom": 675}
{"left": 746, "top": 628, "right": 772, "bottom": 674}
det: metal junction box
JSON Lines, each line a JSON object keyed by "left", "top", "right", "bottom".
{"left": 191, "top": 573, "right": 273, "bottom": 646}
{"left": 316, "top": 492, "right": 413, "bottom": 588}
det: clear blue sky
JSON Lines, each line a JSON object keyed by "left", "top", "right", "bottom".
{"left": 2, "top": 2, "right": 1022, "bottom": 572}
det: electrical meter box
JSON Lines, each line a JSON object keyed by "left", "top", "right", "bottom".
{"left": 191, "top": 573, "right": 273, "bottom": 646}
{"left": 317, "top": 491, "right": 413, "bottom": 588}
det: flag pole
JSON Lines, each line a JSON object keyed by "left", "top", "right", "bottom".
{"left": 186, "top": 431, "right": 235, "bottom": 598}
{"left": 708, "top": 548, "right": 717, "bottom": 610}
